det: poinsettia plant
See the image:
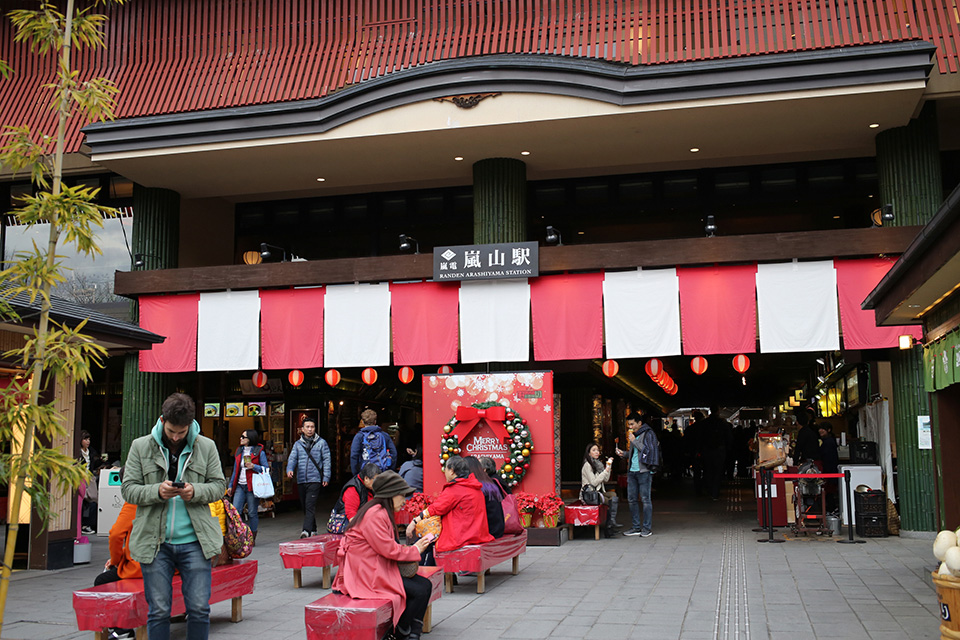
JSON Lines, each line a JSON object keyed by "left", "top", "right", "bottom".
{"left": 536, "top": 493, "right": 564, "bottom": 516}
{"left": 402, "top": 492, "right": 435, "bottom": 516}
{"left": 512, "top": 491, "right": 538, "bottom": 513}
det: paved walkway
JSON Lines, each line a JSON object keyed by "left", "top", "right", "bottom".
{"left": 0, "top": 480, "right": 940, "bottom": 639}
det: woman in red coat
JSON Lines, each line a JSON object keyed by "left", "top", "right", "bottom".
{"left": 406, "top": 455, "right": 493, "bottom": 553}
{"left": 332, "top": 471, "right": 433, "bottom": 640}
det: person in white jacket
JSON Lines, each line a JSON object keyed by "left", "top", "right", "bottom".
{"left": 581, "top": 443, "right": 620, "bottom": 538}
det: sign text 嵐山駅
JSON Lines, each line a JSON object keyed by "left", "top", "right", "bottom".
{"left": 433, "top": 241, "right": 538, "bottom": 281}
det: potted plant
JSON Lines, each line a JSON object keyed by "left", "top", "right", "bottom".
{"left": 513, "top": 491, "right": 538, "bottom": 528}
{"left": 399, "top": 492, "right": 434, "bottom": 525}
{"left": 536, "top": 493, "right": 564, "bottom": 528}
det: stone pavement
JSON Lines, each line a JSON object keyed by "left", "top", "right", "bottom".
{"left": 0, "top": 480, "right": 940, "bottom": 639}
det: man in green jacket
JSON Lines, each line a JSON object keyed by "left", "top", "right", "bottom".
{"left": 122, "top": 393, "right": 225, "bottom": 640}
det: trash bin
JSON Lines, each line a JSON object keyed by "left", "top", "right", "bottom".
{"left": 74, "top": 539, "right": 91, "bottom": 564}
{"left": 932, "top": 571, "right": 960, "bottom": 639}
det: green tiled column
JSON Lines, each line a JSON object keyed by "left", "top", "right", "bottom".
{"left": 472, "top": 158, "right": 528, "bottom": 371}
{"left": 876, "top": 102, "right": 942, "bottom": 532}
{"left": 473, "top": 158, "right": 527, "bottom": 244}
{"left": 121, "top": 186, "right": 180, "bottom": 459}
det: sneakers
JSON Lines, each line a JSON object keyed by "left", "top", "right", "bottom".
{"left": 623, "top": 528, "right": 643, "bottom": 536}
{"left": 299, "top": 530, "right": 310, "bottom": 539}
{"left": 640, "top": 531, "right": 653, "bottom": 537}
{"left": 610, "top": 523, "right": 624, "bottom": 530}
{"left": 81, "top": 526, "right": 95, "bottom": 535}
{"left": 107, "top": 629, "right": 135, "bottom": 640}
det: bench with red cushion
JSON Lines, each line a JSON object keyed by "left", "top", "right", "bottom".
{"left": 72, "top": 558, "right": 257, "bottom": 640}
{"left": 434, "top": 529, "right": 527, "bottom": 594}
{"left": 279, "top": 533, "right": 343, "bottom": 588}
{"left": 565, "top": 501, "right": 609, "bottom": 539}
{"left": 304, "top": 565, "right": 443, "bottom": 640}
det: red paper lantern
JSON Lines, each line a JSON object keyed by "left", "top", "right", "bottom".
{"left": 288, "top": 369, "right": 304, "bottom": 387}
{"left": 690, "top": 356, "right": 708, "bottom": 375}
{"left": 601, "top": 360, "right": 619, "bottom": 377}
{"left": 666, "top": 384, "right": 678, "bottom": 396}
{"left": 644, "top": 359, "right": 663, "bottom": 378}
{"left": 732, "top": 354, "right": 751, "bottom": 374}
{"left": 658, "top": 372, "right": 673, "bottom": 388}
{"left": 324, "top": 369, "right": 341, "bottom": 387}
{"left": 398, "top": 366, "right": 415, "bottom": 384}
{"left": 362, "top": 368, "right": 378, "bottom": 385}
{"left": 251, "top": 371, "right": 268, "bottom": 388}
{"left": 438, "top": 365, "right": 454, "bottom": 374}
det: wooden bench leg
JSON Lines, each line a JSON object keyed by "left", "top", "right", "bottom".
{"left": 423, "top": 603, "right": 432, "bottom": 633}
{"left": 293, "top": 568, "right": 302, "bottom": 589}
{"left": 231, "top": 596, "right": 242, "bottom": 622}
{"left": 444, "top": 572, "right": 454, "bottom": 593}
{"left": 322, "top": 566, "right": 331, "bottom": 589}
{"left": 595, "top": 524, "right": 600, "bottom": 540}
{"left": 512, "top": 555, "right": 519, "bottom": 575}
{"left": 135, "top": 627, "right": 147, "bottom": 640}
{"left": 95, "top": 631, "right": 105, "bottom": 640}
{"left": 477, "top": 571, "right": 485, "bottom": 594}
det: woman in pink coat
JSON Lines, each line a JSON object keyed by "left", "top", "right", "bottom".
{"left": 332, "top": 471, "right": 433, "bottom": 640}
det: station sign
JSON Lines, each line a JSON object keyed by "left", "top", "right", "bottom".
{"left": 432, "top": 241, "right": 538, "bottom": 282}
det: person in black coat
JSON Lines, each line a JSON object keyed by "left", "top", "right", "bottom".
{"left": 818, "top": 422, "right": 840, "bottom": 511}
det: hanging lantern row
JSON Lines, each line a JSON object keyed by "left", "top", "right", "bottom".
{"left": 362, "top": 368, "right": 378, "bottom": 385}
{"left": 732, "top": 354, "right": 750, "bottom": 374}
{"left": 398, "top": 366, "right": 415, "bottom": 384}
{"left": 438, "top": 365, "right": 454, "bottom": 374}
{"left": 645, "top": 359, "right": 678, "bottom": 396}
{"left": 601, "top": 360, "right": 619, "bottom": 377}
{"left": 690, "top": 356, "right": 708, "bottom": 375}
{"left": 251, "top": 370, "right": 268, "bottom": 388}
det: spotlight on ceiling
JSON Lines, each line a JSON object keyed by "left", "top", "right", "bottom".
{"left": 260, "top": 242, "right": 290, "bottom": 262}
{"left": 544, "top": 225, "right": 562, "bottom": 246}
{"left": 704, "top": 215, "right": 717, "bottom": 237}
{"left": 398, "top": 234, "right": 420, "bottom": 254}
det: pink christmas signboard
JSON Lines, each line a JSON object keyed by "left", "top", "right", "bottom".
{"left": 422, "top": 371, "right": 555, "bottom": 495}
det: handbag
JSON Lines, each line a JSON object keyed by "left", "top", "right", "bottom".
{"left": 251, "top": 467, "right": 274, "bottom": 499}
{"left": 580, "top": 484, "right": 604, "bottom": 506}
{"left": 398, "top": 560, "right": 419, "bottom": 578}
{"left": 326, "top": 512, "right": 348, "bottom": 535}
{"left": 222, "top": 498, "right": 254, "bottom": 559}
{"left": 501, "top": 493, "right": 524, "bottom": 535}
{"left": 414, "top": 515, "right": 442, "bottom": 538}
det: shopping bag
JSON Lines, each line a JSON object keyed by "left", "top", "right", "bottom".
{"left": 501, "top": 493, "right": 524, "bottom": 535}
{"left": 251, "top": 468, "right": 274, "bottom": 499}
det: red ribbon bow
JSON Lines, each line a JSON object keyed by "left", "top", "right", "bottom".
{"left": 451, "top": 405, "right": 508, "bottom": 442}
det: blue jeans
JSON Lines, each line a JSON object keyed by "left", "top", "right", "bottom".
{"left": 626, "top": 470, "right": 653, "bottom": 533}
{"left": 233, "top": 483, "right": 259, "bottom": 532}
{"left": 141, "top": 541, "right": 211, "bottom": 640}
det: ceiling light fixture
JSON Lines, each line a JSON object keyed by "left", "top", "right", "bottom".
{"left": 398, "top": 233, "right": 420, "bottom": 254}
{"left": 704, "top": 214, "right": 717, "bottom": 237}
{"left": 544, "top": 226, "right": 562, "bottom": 246}
{"left": 869, "top": 123, "right": 880, "bottom": 129}
{"left": 690, "top": 147, "right": 700, "bottom": 153}
{"left": 520, "top": 151, "right": 531, "bottom": 156}
{"left": 454, "top": 156, "right": 464, "bottom": 161}
{"left": 316, "top": 177, "right": 326, "bottom": 182}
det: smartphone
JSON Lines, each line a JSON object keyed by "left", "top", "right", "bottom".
{"left": 424, "top": 533, "right": 437, "bottom": 542}
{"left": 243, "top": 455, "right": 252, "bottom": 466}
{"left": 172, "top": 481, "right": 185, "bottom": 489}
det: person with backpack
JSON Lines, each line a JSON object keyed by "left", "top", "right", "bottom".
{"left": 350, "top": 409, "right": 398, "bottom": 475}
{"left": 227, "top": 429, "right": 268, "bottom": 545}
{"left": 615, "top": 412, "right": 661, "bottom": 538}
{"left": 339, "top": 462, "right": 381, "bottom": 520}
{"left": 286, "top": 418, "right": 332, "bottom": 538}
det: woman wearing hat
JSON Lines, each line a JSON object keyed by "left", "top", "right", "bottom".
{"left": 332, "top": 471, "right": 434, "bottom": 640}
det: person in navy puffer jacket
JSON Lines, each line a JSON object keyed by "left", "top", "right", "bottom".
{"left": 286, "top": 419, "right": 332, "bottom": 538}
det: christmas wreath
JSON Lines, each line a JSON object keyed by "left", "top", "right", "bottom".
{"left": 439, "top": 401, "right": 533, "bottom": 488}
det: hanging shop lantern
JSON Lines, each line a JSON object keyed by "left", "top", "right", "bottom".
{"left": 644, "top": 359, "right": 663, "bottom": 378}
{"left": 288, "top": 369, "right": 305, "bottom": 387}
{"left": 658, "top": 373, "right": 673, "bottom": 389}
{"left": 398, "top": 366, "right": 415, "bottom": 384}
{"left": 438, "top": 365, "right": 454, "bottom": 374}
{"left": 666, "top": 384, "right": 679, "bottom": 396}
{"left": 324, "top": 369, "right": 341, "bottom": 387}
{"left": 362, "top": 368, "right": 378, "bottom": 385}
{"left": 251, "top": 370, "right": 268, "bottom": 388}
{"left": 601, "top": 360, "right": 619, "bottom": 377}
{"left": 732, "top": 354, "right": 751, "bottom": 374}
{"left": 690, "top": 356, "right": 708, "bottom": 375}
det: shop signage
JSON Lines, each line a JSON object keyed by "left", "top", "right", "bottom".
{"left": 433, "top": 241, "right": 538, "bottom": 281}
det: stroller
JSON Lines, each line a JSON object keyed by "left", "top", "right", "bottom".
{"left": 791, "top": 460, "right": 829, "bottom": 535}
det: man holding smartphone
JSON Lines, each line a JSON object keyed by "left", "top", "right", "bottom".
{"left": 122, "top": 393, "right": 225, "bottom": 640}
